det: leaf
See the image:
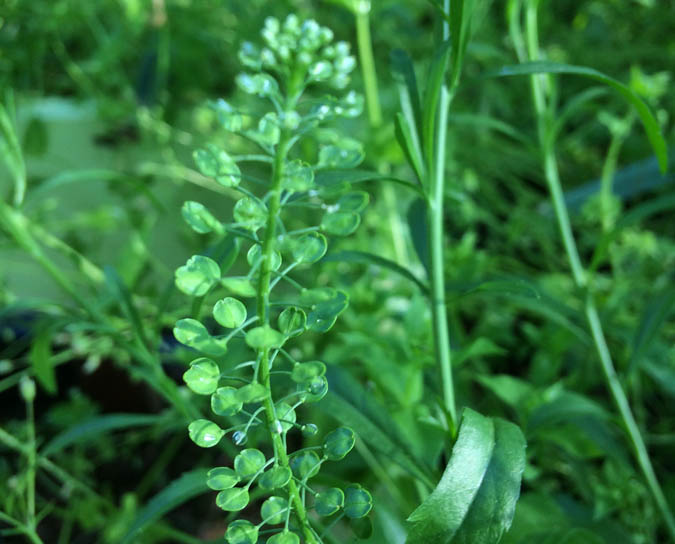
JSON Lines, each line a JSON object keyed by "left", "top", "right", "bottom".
{"left": 173, "top": 318, "right": 228, "bottom": 356}
{"left": 182, "top": 201, "right": 223, "bottom": 234}
{"left": 314, "top": 168, "right": 423, "bottom": 194}
{"left": 629, "top": 287, "right": 675, "bottom": 371}
{"left": 212, "top": 386, "right": 244, "bottom": 416}
{"left": 344, "top": 485, "right": 373, "bottom": 519}
{"left": 29, "top": 328, "right": 56, "bottom": 394}
{"left": 406, "top": 408, "right": 526, "bottom": 544}
{"left": 221, "top": 277, "right": 257, "bottom": 297}
{"left": 245, "top": 325, "right": 284, "bottom": 350}
{"left": 390, "top": 48, "right": 423, "bottom": 136}
{"left": 193, "top": 143, "right": 241, "bottom": 187}
{"left": 175, "top": 255, "right": 221, "bottom": 297}
{"left": 261, "top": 496, "right": 288, "bottom": 524}
{"left": 292, "top": 232, "right": 328, "bottom": 264}
{"left": 323, "top": 427, "right": 356, "bottom": 461}
{"left": 259, "top": 465, "right": 292, "bottom": 490}
{"left": 207, "top": 467, "right": 239, "bottom": 490}
{"left": 278, "top": 307, "right": 306, "bottom": 337}
{"left": 290, "top": 451, "right": 322, "bottom": 480}
{"left": 120, "top": 469, "right": 209, "bottom": 544}
{"left": 183, "top": 357, "right": 220, "bottom": 395}
{"left": 487, "top": 61, "right": 668, "bottom": 173}
{"left": 407, "top": 198, "right": 430, "bottom": 277}
{"left": 233, "top": 197, "right": 268, "bottom": 231}
{"left": 395, "top": 112, "right": 427, "bottom": 184}
{"left": 321, "top": 368, "right": 435, "bottom": 489}
{"left": 213, "top": 297, "right": 247, "bottom": 329}
{"left": 324, "top": 251, "right": 429, "bottom": 295}
{"left": 234, "top": 449, "right": 266, "bottom": 479}
{"left": 217, "top": 488, "right": 250, "bottom": 511}
{"left": 306, "top": 290, "right": 349, "bottom": 332}
{"left": 315, "top": 488, "right": 345, "bottom": 516}
{"left": 267, "top": 530, "right": 299, "bottom": 544}
{"left": 42, "top": 413, "right": 162, "bottom": 456}
{"left": 321, "top": 210, "right": 361, "bottom": 236}
{"left": 422, "top": 40, "right": 452, "bottom": 158}
{"left": 188, "top": 419, "right": 225, "bottom": 448}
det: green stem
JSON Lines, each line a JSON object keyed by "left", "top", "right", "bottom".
{"left": 427, "top": 0, "right": 456, "bottom": 431}
{"left": 26, "top": 395, "right": 37, "bottom": 531}
{"left": 255, "top": 99, "right": 316, "bottom": 544}
{"left": 355, "top": 3, "right": 382, "bottom": 127}
{"left": 522, "top": 2, "right": 675, "bottom": 539}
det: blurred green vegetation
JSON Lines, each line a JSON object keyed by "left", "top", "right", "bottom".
{"left": 0, "top": 0, "right": 673, "bottom": 543}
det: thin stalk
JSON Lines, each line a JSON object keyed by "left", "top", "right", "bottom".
{"left": 522, "top": 2, "right": 675, "bottom": 539}
{"left": 427, "top": 0, "right": 456, "bottom": 431}
{"left": 255, "top": 88, "right": 317, "bottom": 544}
{"left": 355, "top": 2, "right": 382, "bottom": 127}
{"left": 26, "top": 394, "right": 37, "bottom": 532}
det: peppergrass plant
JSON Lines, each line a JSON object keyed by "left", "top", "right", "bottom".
{"left": 173, "top": 16, "right": 372, "bottom": 544}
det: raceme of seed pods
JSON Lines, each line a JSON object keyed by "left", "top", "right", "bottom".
{"left": 172, "top": 15, "right": 373, "bottom": 544}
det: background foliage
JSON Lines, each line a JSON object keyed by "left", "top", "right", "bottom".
{"left": 0, "top": 0, "right": 673, "bottom": 542}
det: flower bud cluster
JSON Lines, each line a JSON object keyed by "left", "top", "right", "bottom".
{"left": 239, "top": 15, "right": 356, "bottom": 90}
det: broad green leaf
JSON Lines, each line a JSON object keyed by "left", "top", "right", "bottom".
{"left": 193, "top": 143, "right": 241, "bottom": 187}
{"left": 188, "top": 419, "right": 225, "bottom": 448}
{"left": 291, "top": 361, "right": 327, "bottom": 383}
{"left": 259, "top": 465, "right": 292, "bottom": 490}
{"left": 234, "top": 448, "right": 266, "bottom": 479}
{"left": 234, "top": 197, "right": 268, "bottom": 231}
{"left": 183, "top": 357, "right": 220, "bottom": 395}
{"left": 267, "top": 531, "right": 300, "bottom": 544}
{"left": 225, "top": 520, "right": 258, "bottom": 544}
{"left": 236, "top": 383, "right": 268, "bottom": 404}
{"left": 488, "top": 61, "right": 668, "bottom": 173}
{"left": 120, "top": 469, "right": 208, "bottom": 544}
{"left": 213, "top": 297, "right": 247, "bottom": 328}
{"left": 29, "top": 328, "right": 56, "bottom": 394}
{"left": 181, "top": 201, "right": 222, "bottom": 234}
{"left": 344, "top": 485, "right": 373, "bottom": 519}
{"left": 292, "top": 232, "right": 327, "bottom": 264}
{"left": 290, "top": 451, "right": 321, "bottom": 480}
{"left": 278, "top": 306, "right": 307, "bottom": 337}
{"left": 217, "top": 488, "right": 250, "bottom": 511}
{"left": 207, "top": 467, "right": 239, "bottom": 490}
{"left": 261, "top": 496, "right": 288, "bottom": 524}
{"left": 315, "top": 488, "right": 344, "bottom": 516}
{"left": 406, "top": 408, "right": 526, "bottom": 544}
{"left": 321, "top": 210, "right": 360, "bottom": 236}
{"left": 324, "top": 250, "right": 429, "bottom": 294}
{"left": 221, "top": 276, "right": 257, "bottom": 297}
{"left": 245, "top": 325, "right": 284, "bottom": 350}
{"left": 211, "top": 386, "right": 244, "bottom": 416}
{"left": 175, "top": 255, "right": 221, "bottom": 297}
{"left": 42, "top": 413, "right": 161, "bottom": 456}
{"left": 323, "top": 427, "right": 356, "bottom": 461}
{"left": 307, "top": 290, "right": 349, "bottom": 332}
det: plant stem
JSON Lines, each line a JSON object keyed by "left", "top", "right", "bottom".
{"left": 256, "top": 105, "right": 316, "bottom": 543}
{"left": 26, "top": 393, "right": 37, "bottom": 532}
{"left": 355, "top": 2, "right": 382, "bottom": 127}
{"left": 522, "top": 2, "right": 675, "bottom": 539}
{"left": 427, "top": 0, "right": 456, "bottom": 431}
